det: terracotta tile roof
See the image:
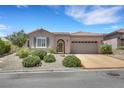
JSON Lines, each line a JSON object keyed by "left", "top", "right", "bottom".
{"left": 105, "top": 28, "right": 124, "bottom": 37}
{"left": 116, "top": 29, "right": 124, "bottom": 33}
{"left": 71, "top": 31, "right": 103, "bottom": 36}
{"left": 28, "top": 28, "right": 53, "bottom": 35}
{"left": 27, "top": 28, "right": 103, "bottom": 36}
{"left": 53, "top": 32, "right": 70, "bottom": 35}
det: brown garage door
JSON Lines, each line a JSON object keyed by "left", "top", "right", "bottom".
{"left": 71, "top": 41, "right": 98, "bottom": 54}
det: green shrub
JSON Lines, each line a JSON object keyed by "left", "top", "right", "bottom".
{"left": 49, "top": 48, "right": 56, "bottom": 54}
{"left": 17, "top": 48, "right": 29, "bottom": 58}
{"left": 117, "top": 46, "right": 124, "bottom": 50}
{"left": 31, "top": 50, "right": 47, "bottom": 60}
{"left": 100, "top": 44, "right": 112, "bottom": 54}
{"left": 0, "top": 40, "right": 5, "bottom": 55}
{"left": 62, "top": 55, "right": 81, "bottom": 67}
{"left": 0, "top": 40, "right": 11, "bottom": 55}
{"left": 44, "top": 54, "right": 56, "bottom": 63}
{"left": 22, "top": 55, "right": 41, "bottom": 67}
{"left": 4, "top": 41, "right": 11, "bottom": 53}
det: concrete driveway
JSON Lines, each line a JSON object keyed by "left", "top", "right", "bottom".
{"left": 76, "top": 54, "right": 124, "bottom": 69}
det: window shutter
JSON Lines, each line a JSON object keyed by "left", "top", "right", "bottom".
{"left": 34, "top": 37, "right": 36, "bottom": 48}
{"left": 47, "top": 37, "right": 49, "bottom": 48}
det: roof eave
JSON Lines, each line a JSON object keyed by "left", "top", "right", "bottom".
{"left": 71, "top": 35, "right": 103, "bottom": 37}
{"left": 27, "top": 28, "right": 53, "bottom": 35}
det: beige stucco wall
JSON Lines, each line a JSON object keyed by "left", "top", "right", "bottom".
{"left": 70, "top": 36, "right": 103, "bottom": 53}
{"left": 103, "top": 38, "right": 118, "bottom": 49}
{"left": 118, "top": 38, "right": 124, "bottom": 47}
{"left": 28, "top": 30, "right": 55, "bottom": 50}
{"left": 55, "top": 35, "right": 71, "bottom": 53}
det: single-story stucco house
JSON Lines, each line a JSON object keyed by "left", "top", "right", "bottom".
{"left": 103, "top": 29, "right": 124, "bottom": 50}
{"left": 27, "top": 28, "right": 103, "bottom": 54}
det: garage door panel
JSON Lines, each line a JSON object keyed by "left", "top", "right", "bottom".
{"left": 71, "top": 42, "right": 98, "bottom": 54}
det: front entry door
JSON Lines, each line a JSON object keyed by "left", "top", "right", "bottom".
{"left": 57, "top": 39, "right": 65, "bottom": 53}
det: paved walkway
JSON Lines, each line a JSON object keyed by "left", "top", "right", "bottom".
{"left": 76, "top": 54, "right": 124, "bottom": 69}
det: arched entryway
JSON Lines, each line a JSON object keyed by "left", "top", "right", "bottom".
{"left": 57, "top": 39, "right": 65, "bottom": 53}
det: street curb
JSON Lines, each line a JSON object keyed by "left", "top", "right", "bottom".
{"left": 1, "top": 68, "right": 124, "bottom": 73}
{"left": 0, "top": 68, "right": 84, "bottom": 73}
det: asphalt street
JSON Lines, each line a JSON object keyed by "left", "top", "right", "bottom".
{"left": 0, "top": 70, "right": 124, "bottom": 88}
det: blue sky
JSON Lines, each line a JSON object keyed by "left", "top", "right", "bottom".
{"left": 0, "top": 5, "right": 124, "bottom": 36}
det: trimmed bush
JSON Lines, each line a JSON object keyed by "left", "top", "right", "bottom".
{"left": 100, "top": 44, "right": 112, "bottom": 54}
{"left": 49, "top": 48, "right": 56, "bottom": 54}
{"left": 44, "top": 54, "right": 56, "bottom": 63}
{"left": 0, "top": 40, "right": 11, "bottom": 55}
{"left": 17, "top": 48, "right": 29, "bottom": 58}
{"left": 117, "top": 46, "right": 124, "bottom": 50}
{"left": 22, "top": 55, "right": 41, "bottom": 67}
{"left": 62, "top": 55, "right": 81, "bottom": 67}
{"left": 31, "top": 50, "right": 47, "bottom": 60}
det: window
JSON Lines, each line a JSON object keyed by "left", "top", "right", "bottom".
{"left": 121, "top": 39, "right": 124, "bottom": 41}
{"left": 72, "top": 41, "right": 98, "bottom": 43}
{"left": 87, "top": 41, "right": 90, "bottom": 43}
{"left": 94, "top": 41, "right": 97, "bottom": 43}
{"left": 36, "top": 37, "right": 47, "bottom": 48}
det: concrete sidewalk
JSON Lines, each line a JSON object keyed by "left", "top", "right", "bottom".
{"left": 76, "top": 54, "right": 124, "bottom": 69}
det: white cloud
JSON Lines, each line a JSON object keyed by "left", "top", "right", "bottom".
{"left": 104, "top": 25, "right": 120, "bottom": 29}
{"left": 16, "top": 5, "right": 28, "bottom": 8}
{"left": 111, "top": 25, "right": 119, "bottom": 29}
{"left": 65, "top": 6, "right": 123, "bottom": 25}
{"left": 0, "top": 24, "right": 9, "bottom": 30}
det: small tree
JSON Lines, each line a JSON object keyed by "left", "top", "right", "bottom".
{"left": 9, "top": 30, "right": 27, "bottom": 47}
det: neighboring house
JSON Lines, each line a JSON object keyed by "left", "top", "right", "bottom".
{"left": 0, "top": 37, "right": 9, "bottom": 41}
{"left": 103, "top": 29, "right": 124, "bottom": 50}
{"left": 27, "top": 28, "right": 103, "bottom": 54}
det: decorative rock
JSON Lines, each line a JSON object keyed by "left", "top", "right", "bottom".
{"left": 0, "top": 61, "right": 4, "bottom": 68}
